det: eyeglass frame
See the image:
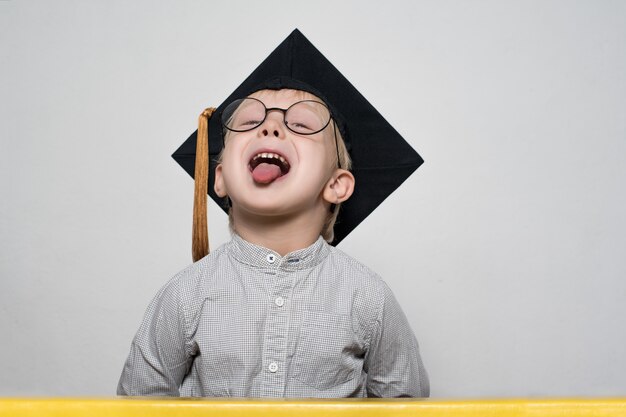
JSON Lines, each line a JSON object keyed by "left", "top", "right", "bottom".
{"left": 220, "top": 97, "right": 334, "bottom": 136}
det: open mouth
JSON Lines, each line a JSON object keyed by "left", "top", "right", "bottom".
{"left": 249, "top": 152, "right": 291, "bottom": 184}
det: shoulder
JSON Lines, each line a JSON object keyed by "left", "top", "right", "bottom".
{"left": 324, "top": 245, "right": 386, "bottom": 290}
{"left": 323, "top": 245, "right": 407, "bottom": 314}
{"left": 321, "top": 245, "right": 390, "bottom": 316}
{"left": 156, "top": 241, "right": 234, "bottom": 307}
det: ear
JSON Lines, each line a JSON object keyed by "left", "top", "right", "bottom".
{"left": 214, "top": 163, "right": 228, "bottom": 198}
{"left": 323, "top": 169, "right": 355, "bottom": 204}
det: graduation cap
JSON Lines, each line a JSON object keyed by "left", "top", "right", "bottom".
{"left": 172, "top": 29, "right": 423, "bottom": 261}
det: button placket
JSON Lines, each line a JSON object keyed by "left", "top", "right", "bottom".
{"left": 260, "top": 267, "right": 293, "bottom": 396}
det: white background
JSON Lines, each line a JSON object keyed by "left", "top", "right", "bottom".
{"left": 1, "top": 0, "right": 625, "bottom": 397}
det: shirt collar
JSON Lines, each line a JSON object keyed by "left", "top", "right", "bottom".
{"left": 228, "top": 233, "right": 329, "bottom": 271}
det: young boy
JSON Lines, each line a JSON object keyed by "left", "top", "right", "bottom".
{"left": 117, "top": 30, "right": 429, "bottom": 398}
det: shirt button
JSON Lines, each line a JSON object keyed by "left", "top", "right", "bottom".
{"left": 274, "top": 296, "right": 285, "bottom": 307}
{"left": 268, "top": 362, "right": 278, "bottom": 373}
{"left": 266, "top": 254, "right": 276, "bottom": 264}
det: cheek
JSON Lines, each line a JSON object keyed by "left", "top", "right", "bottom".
{"left": 321, "top": 132, "right": 338, "bottom": 164}
{"left": 220, "top": 139, "right": 247, "bottom": 167}
{"left": 320, "top": 142, "right": 338, "bottom": 172}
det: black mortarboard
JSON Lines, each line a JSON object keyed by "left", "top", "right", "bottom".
{"left": 172, "top": 29, "right": 423, "bottom": 260}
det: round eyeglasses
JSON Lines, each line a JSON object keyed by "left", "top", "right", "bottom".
{"left": 221, "top": 97, "right": 333, "bottom": 135}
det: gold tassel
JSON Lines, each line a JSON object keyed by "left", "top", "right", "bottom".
{"left": 192, "top": 107, "right": 216, "bottom": 262}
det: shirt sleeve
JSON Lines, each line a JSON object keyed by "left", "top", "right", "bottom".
{"left": 365, "top": 281, "right": 430, "bottom": 398}
{"left": 117, "top": 277, "right": 193, "bottom": 396}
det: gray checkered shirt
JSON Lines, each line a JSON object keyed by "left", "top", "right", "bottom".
{"left": 117, "top": 234, "right": 429, "bottom": 398}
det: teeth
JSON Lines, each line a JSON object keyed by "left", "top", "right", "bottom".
{"left": 252, "top": 152, "right": 287, "bottom": 165}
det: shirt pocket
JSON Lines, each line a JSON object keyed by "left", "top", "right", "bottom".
{"left": 291, "top": 311, "right": 359, "bottom": 390}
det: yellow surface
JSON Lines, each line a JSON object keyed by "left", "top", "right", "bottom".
{"left": 1, "top": 398, "right": 626, "bottom": 417}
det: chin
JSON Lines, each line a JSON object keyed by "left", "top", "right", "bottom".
{"left": 233, "top": 199, "right": 292, "bottom": 217}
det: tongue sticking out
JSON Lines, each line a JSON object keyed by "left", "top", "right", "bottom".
{"left": 252, "top": 162, "right": 282, "bottom": 184}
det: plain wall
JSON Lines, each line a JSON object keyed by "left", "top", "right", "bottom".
{"left": 1, "top": 0, "right": 625, "bottom": 397}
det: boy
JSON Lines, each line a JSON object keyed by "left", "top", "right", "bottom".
{"left": 117, "top": 30, "right": 429, "bottom": 398}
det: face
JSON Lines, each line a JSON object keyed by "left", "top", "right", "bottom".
{"left": 214, "top": 89, "right": 339, "bottom": 218}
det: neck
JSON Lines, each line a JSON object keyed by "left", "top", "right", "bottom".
{"left": 231, "top": 205, "right": 327, "bottom": 256}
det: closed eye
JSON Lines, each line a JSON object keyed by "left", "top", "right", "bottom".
{"left": 240, "top": 119, "right": 262, "bottom": 127}
{"left": 287, "top": 121, "right": 313, "bottom": 131}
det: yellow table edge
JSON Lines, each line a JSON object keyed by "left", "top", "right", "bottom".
{"left": 1, "top": 397, "right": 626, "bottom": 417}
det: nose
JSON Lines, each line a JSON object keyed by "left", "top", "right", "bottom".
{"left": 261, "top": 127, "right": 279, "bottom": 137}
{"left": 259, "top": 110, "right": 285, "bottom": 139}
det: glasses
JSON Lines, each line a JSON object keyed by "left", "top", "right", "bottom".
{"left": 221, "top": 97, "right": 333, "bottom": 135}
